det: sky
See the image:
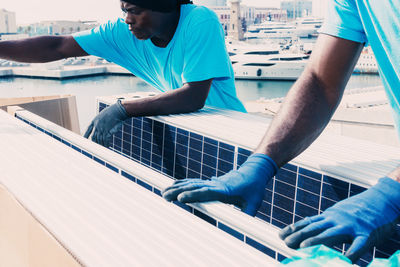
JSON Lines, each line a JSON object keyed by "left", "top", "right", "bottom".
{"left": 1, "top": 0, "right": 324, "bottom": 25}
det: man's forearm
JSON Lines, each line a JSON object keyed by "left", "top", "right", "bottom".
{"left": 254, "top": 70, "right": 344, "bottom": 167}
{"left": 0, "top": 36, "right": 82, "bottom": 63}
{"left": 254, "top": 34, "right": 363, "bottom": 167}
{"left": 122, "top": 80, "right": 211, "bottom": 117}
{"left": 122, "top": 91, "right": 200, "bottom": 117}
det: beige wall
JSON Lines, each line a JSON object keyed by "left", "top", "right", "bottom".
{"left": 0, "top": 185, "right": 81, "bottom": 267}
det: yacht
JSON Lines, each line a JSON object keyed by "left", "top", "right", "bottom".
{"left": 231, "top": 52, "right": 309, "bottom": 80}
{"left": 354, "top": 47, "right": 379, "bottom": 74}
{"left": 245, "top": 21, "right": 298, "bottom": 39}
{"left": 245, "top": 18, "right": 323, "bottom": 40}
{"left": 227, "top": 42, "right": 281, "bottom": 56}
{"left": 294, "top": 17, "right": 324, "bottom": 29}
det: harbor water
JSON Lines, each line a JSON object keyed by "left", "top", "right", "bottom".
{"left": 0, "top": 74, "right": 383, "bottom": 133}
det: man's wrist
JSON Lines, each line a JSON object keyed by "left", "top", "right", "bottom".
{"left": 374, "top": 177, "right": 400, "bottom": 209}
{"left": 248, "top": 153, "right": 279, "bottom": 176}
{"left": 117, "top": 100, "right": 129, "bottom": 119}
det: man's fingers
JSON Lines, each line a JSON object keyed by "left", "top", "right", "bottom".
{"left": 345, "top": 236, "right": 370, "bottom": 263}
{"left": 279, "top": 215, "right": 323, "bottom": 240}
{"left": 299, "top": 227, "right": 351, "bottom": 248}
{"left": 103, "top": 132, "right": 112, "bottom": 148}
{"left": 162, "top": 182, "right": 208, "bottom": 201}
{"left": 241, "top": 200, "right": 260, "bottom": 216}
{"left": 92, "top": 130, "right": 99, "bottom": 145}
{"left": 83, "top": 123, "right": 94, "bottom": 138}
{"left": 283, "top": 219, "right": 330, "bottom": 249}
{"left": 163, "top": 179, "right": 203, "bottom": 192}
{"left": 177, "top": 187, "right": 227, "bottom": 203}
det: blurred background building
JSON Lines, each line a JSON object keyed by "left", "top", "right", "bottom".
{"left": 0, "top": 9, "right": 17, "bottom": 34}
{"left": 17, "top": 20, "right": 99, "bottom": 36}
{"left": 281, "top": 0, "right": 312, "bottom": 19}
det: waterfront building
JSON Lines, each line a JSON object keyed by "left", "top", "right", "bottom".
{"left": 194, "top": 0, "right": 227, "bottom": 6}
{"left": 281, "top": 0, "right": 312, "bottom": 19}
{"left": 18, "top": 20, "right": 99, "bottom": 36}
{"left": 211, "top": 6, "right": 285, "bottom": 35}
{"left": 228, "top": 0, "right": 244, "bottom": 41}
{"left": 0, "top": 9, "right": 17, "bottom": 34}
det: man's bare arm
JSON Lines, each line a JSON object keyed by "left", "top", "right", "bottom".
{"left": 255, "top": 34, "right": 364, "bottom": 166}
{"left": 84, "top": 79, "right": 212, "bottom": 147}
{"left": 121, "top": 79, "right": 212, "bottom": 116}
{"left": 0, "top": 35, "right": 88, "bottom": 63}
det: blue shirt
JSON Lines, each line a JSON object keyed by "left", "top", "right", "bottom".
{"left": 320, "top": 0, "right": 400, "bottom": 134}
{"left": 73, "top": 5, "right": 246, "bottom": 112}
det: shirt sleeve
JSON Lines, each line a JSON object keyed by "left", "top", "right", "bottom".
{"left": 72, "top": 19, "right": 128, "bottom": 65}
{"left": 319, "top": 0, "right": 368, "bottom": 44}
{"left": 182, "top": 17, "right": 233, "bottom": 83}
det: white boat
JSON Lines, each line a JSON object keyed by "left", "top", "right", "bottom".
{"left": 354, "top": 47, "right": 379, "bottom": 74}
{"left": 227, "top": 42, "right": 281, "bottom": 56}
{"left": 245, "top": 21, "right": 298, "bottom": 39}
{"left": 231, "top": 52, "right": 309, "bottom": 80}
{"left": 245, "top": 18, "right": 324, "bottom": 40}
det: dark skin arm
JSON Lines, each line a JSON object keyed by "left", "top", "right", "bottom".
{"left": 0, "top": 34, "right": 210, "bottom": 115}
{"left": 0, "top": 35, "right": 87, "bottom": 63}
{"left": 121, "top": 79, "right": 212, "bottom": 116}
{"left": 85, "top": 78, "right": 212, "bottom": 147}
{"left": 255, "top": 34, "right": 364, "bottom": 167}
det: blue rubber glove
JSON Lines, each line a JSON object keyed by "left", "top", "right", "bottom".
{"left": 162, "top": 153, "right": 278, "bottom": 216}
{"left": 84, "top": 100, "right": 129, "bottom": 147}
{"left": 279, "top": 177, "right": 400, "bottom": 263}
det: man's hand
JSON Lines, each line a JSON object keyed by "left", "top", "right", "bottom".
{"left": 279, "top": 177, "right": 400, "bottom": 263}
{"left": 162, "top": 153, "right": 278, "bottom": 216}
{"left": 84, "top": 100, "right": 129, "bottom": 147}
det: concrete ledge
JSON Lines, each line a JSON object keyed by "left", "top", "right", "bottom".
{"left": 0, "top": 65, "right": 133, "bottom": 79}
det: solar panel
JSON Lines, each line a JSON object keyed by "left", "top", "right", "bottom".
{"left": 15, "top": 108, "right": 300, "bottom": 263}
{"left": 14, "top": 93, "right": 400, "bottom": 266}
{"left": 97, "top": 95, "right": 400, "bottom": 266}
{"left": 2, "top": 109, "right": 279, "bottom": 266}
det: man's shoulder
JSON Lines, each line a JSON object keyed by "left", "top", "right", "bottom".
{"left": 94, "top": 18, "right": 130, "bottom": 40}
{"left": 101, "top": 18, "right": 127, "bottom": 31}
{"left": 182, "top": 4, "right": 219, "bottom": 25}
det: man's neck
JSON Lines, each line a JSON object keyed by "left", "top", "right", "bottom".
{"left": 151, "top": 9, "right": 181, "bottom": 48}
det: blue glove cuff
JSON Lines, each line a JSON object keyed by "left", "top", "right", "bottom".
{"left": 375, "top": 177, "right": 400, "bottom": 209}
{"left": 116, "top": 99, "right": 129, "bottom": 119}
{"left": 247, "top": 153, "right": 279, "bottom": 176}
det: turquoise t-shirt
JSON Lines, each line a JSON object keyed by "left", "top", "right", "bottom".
{"left": 73, "top": 5, "right": 246, "bottom": 113}
{"left": 320, "top": 0, "right": 400, "bottom": 134}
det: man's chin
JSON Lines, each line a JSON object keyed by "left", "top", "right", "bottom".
{"left": 132, "top": 31, "right": 149, "bottom": 40}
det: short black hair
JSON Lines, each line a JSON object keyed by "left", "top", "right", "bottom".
{"left": 122, "top": 0, "right": 193, "bottom": 13}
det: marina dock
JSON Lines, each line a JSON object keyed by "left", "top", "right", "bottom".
{"left": 0, "top": 64, "right": 131, "bottom": 79}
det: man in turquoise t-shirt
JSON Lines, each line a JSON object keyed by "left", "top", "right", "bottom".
{"left": 163, "top": 0, "right": 400, "bottom": 262}
{"left": 78, "top": 0, "right": 246, "bottom": 146}
{"left": 0, "top": 0, "right": 245, "bottom": 147}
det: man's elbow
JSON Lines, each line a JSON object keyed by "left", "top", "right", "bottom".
{"left": 189, "top": 100, "right": 206, "bottom": 112}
